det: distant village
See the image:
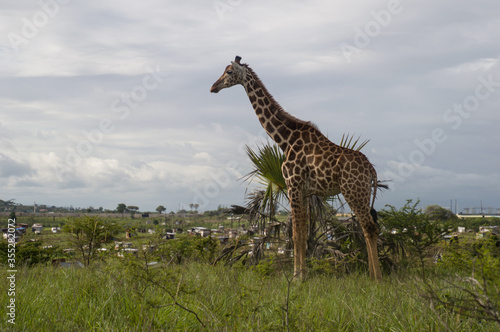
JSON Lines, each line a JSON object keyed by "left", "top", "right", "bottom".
{"left": 1, "top": 199, "right": 499, "bottom": 217}
{"left": 2, "top": 199, "right": 499, "bottom": 260}
{"left": 3, "top": 211, "right": 499, "bottom": 261}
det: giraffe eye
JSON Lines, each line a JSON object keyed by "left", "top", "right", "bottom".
{"left": 227, "top": 70, "right": 233, "bottom": 75}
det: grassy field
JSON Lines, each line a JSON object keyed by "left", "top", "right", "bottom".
{"left": 2, "top": 257, "right": 499, "bottom": 331}
{"left": 2, "top": 214, "right": 499, "bottom": 331}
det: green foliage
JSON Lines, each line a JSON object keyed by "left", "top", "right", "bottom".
{"left": 308, "top": 256, "right": 336, "bottom": 276}
{"left": 116, "top": 203, "right": 127, "bottom": 217}
{"left": 127, "top": 205, "right": 139, "bottom": 218}
{"left": 379, "top": 200, "right": 450, "bottom": 270}
{"left": 157, "top": 235, "right": 220, "bottom": 264}
{"left": 4, "top": 261, "right": 499, "bottom": 331}
{"left": 245, "top": 142, "right": 287, "bottom": 218}
{"left": 425, "top": 204, "right": 458, "bottom": 221}
{"left": 193, "top": 236, "right": 219, "bottom": 263}
{"left": 156, "top": 205, "right": 166, "bottom": 214}
{"left": 252, "top": 255, "right": 280, "bottom": 276}
{"left": 5, "top": 200, "right": 500, "bottom": 330}
{"left": 0, "top": 199, "right": 16, "bottom": 212}
{"left": 0, "top": 241, "right": 59, "bottom": 266}
{"left": 422, "top": 236, "right": 500, "bottom": 326}
{"left": 458, "top": 217, "right": 500, "bottom": 230}
{"left": 63, "top": 216, "right": 121, "bottom": 265}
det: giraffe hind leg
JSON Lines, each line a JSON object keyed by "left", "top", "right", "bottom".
{"left": 342, "top": 191, "right": 382, "bottom": 280}
{"left": 358, "top": 210, "right": 382, "bottom": 280}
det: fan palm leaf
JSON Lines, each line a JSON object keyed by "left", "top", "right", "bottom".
{"left": 339, "top": 133, "right": 370, "bottom": 151}
{"left": 244, "top": 143, "right": 287, "bottom": 218}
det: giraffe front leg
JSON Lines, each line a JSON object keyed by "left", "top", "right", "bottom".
{"left": 288, "top": 187, "right": 308, "bottom": 279}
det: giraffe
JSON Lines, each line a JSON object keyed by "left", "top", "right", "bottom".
{"left": 210, "top": 56, "right": 382, "bottom": 280}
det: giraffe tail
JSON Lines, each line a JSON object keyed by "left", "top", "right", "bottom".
{"left": 370, "top": 207, "right": 379, "bottom": 227}
{"left": 369, "top": 163, "right": 378, "bottom": 211}
{"left": 369, "top": 164, "right": 380, "bottom": 231}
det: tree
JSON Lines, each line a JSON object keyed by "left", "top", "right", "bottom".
{"left": 156, "top": 205, "right": 166, "bottom": 214}
{"left": 425, "top": 205, "right": 458, "bottom": 222}
{"left": 127, "top": 206, "right": 139, "bottom": 219}
{"left": 63, "top": 216, "right": 121, "bottom": 265}
{"left": 116, "top": 203, "right": 127, "bottom": 219}
{"left": 1, "top": 199, "right": 16, "bottom": 213}
{"left": 379, "top": 200, "right": 451, "bottom": 271}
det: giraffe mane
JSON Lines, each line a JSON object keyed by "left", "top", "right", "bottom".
{"left": 242, "top": 63, "right": 320, "bottom": 132}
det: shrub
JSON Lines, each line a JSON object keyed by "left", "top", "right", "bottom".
{"left": 0, "top": 241, "right": 59, "bottom": 266}
{"left": 157, "top": 235, "right": 220, "bottom": 264}
{"left": 63, "top": 216, "right": 121, "bottom": 265}
{"left": 379, "top": 200, "right": 450, "bottom": 272}
{"left": 422, "top": 235, "right": 500, "bottom": 327}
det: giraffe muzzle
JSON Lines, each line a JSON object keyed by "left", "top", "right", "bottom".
{"left": 210, "top": 79, "right": 223, "bottom": 93}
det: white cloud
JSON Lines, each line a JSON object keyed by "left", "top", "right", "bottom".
{"left": 1, "top": 0, "right": 499, "bottom": 211}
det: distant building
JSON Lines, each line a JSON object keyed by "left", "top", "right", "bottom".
{"left": 32, "top": 224, "right": 43, "bottom": 233}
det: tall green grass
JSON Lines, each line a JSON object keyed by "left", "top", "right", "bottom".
{"left": 1, "top": 260, "right": 498, "bottom": 331}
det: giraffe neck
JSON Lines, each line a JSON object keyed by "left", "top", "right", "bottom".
{"left": 242, "top": 66, "right": 311, "bottom": 152}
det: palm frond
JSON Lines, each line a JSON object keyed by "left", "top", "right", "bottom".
{"left": 244, "top": 143, "right": 286, "bottom": 189}
{"left": 244, "top": 143, "right": 288, "bottom": 218}
{"left": 340, "top": 133, "right": 370, "bottom": 151}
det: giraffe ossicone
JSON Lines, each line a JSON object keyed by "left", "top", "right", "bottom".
{"left": 211, "top": 56, "right": 382, "bottom": 280}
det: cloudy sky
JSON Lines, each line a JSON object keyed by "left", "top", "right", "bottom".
{"left": 1, "top": 0, "right": 499, "bottom": 213}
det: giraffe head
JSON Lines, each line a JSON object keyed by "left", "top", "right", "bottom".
{"left": 210, "top": 56, "right": 246, "bottom": 93}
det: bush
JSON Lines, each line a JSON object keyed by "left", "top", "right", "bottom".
{"left": 157, "top": 235, "right": 220, "bottom": 264}
{"left": 63, "top": 216, "right": 121, "bottom": 265}
{"left": 421, "top": 235, "right": 500, "bottom": 327}
{"left": 0, "top": 241, "right": 60, "bottom": 266}
{"left": 379, "top": 200, "right": 450, "bottom": 271}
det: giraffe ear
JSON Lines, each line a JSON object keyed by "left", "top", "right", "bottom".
{"left": 231, "top": 61, "right": 244, "bottom": 72}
